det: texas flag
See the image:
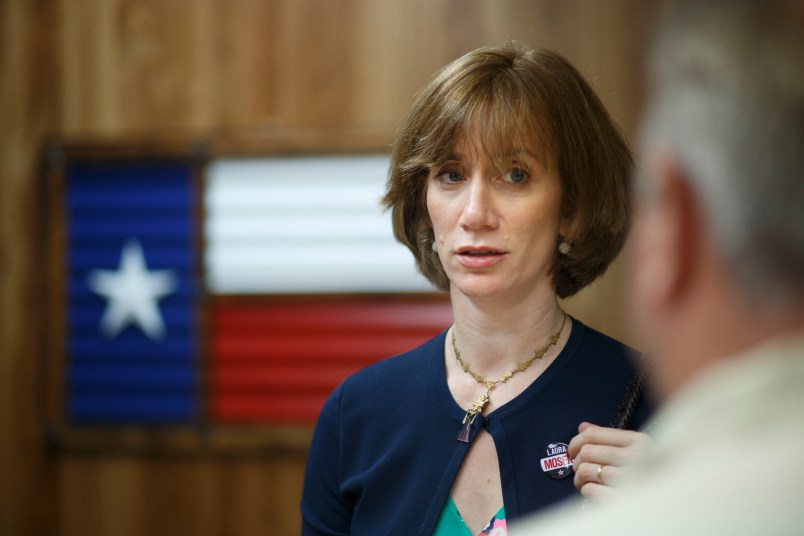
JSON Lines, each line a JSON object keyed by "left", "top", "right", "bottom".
{"left": 63, "top": 155, "right": 451, "bottom": 425}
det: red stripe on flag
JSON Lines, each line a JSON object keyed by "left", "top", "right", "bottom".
{"left": 209, "top": 298, "right": 452, "bottom": 423}
{"left": 210, "top": 333, "right": 440, "bottom": 364}
{"left": 210, "top": 394, "right": 332, "bottom": 424}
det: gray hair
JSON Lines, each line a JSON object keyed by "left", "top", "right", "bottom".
{"left": 639, "top": 0, "right": 804, "bottom": 305}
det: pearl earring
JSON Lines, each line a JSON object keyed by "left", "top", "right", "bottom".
{"left": 558, "top": 240, "right": 572, "bottom": 255}
{"left": 432, "top": 240, "right": 438, "bottom": 253}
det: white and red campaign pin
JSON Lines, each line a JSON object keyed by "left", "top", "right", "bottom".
{"left": 540, "top": 442, "right": 573, "bottom": 480}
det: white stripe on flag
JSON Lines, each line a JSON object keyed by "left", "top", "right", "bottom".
{"left": 205, "top": 156, "right": 435, "bottom": 294}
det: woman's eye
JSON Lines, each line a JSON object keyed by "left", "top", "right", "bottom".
{"left": 507, "top": 169, "right": 529, "bottom": 183}
{"left": 438, "top": 170, "right": 463, "bottom": 183}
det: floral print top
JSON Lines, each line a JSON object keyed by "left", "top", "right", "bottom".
{"left": 432, "top": 496, "right": 506, "bottom": 536}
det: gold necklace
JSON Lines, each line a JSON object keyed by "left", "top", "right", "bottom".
{"left": 452, "top": 314, "right": 567, "bottom": 442}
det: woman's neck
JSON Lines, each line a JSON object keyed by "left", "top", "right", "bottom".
{"left": 448, "top": 287, "right": 567, "bottom": 377}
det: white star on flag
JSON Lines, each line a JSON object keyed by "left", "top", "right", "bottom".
{"left": 87, "top": 239, "right": 178, "bottom": 340}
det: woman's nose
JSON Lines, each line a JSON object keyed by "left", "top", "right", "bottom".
{"left": 459, "top": 179, "right": 499, "bottom": 231}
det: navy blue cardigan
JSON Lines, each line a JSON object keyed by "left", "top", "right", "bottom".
{"left": 301, "top": 319, "right": 652, "bottom": 535}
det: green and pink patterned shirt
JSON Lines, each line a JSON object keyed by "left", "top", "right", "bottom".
{"left": 433, "top": 497, "right": 506, "bottom": 536}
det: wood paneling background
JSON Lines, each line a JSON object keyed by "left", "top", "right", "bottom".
{"left": 1, "top": 1, "right": 661, "bottom": 534}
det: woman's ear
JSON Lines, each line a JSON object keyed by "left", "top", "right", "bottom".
{"left": 558, "top": 201, "right": 572, "bottom": 238}
{"left": 558, "top": 219, "right": 570, "bottom": 239}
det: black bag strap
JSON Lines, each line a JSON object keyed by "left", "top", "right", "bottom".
{"left": 609, "top": 353, "right": 648, "bottom": 430}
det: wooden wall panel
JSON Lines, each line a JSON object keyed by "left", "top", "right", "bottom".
{"left": 0, "top": 1, "right": 662, "bottom": 535}
{"left": 56, "top": 455, "right": 307, "bottom": 536}
{"left": 1, "top": 0, "right": 61, "bottom": 535}
{"left": 57, "top": 0, "right": 656, "bottom": 141}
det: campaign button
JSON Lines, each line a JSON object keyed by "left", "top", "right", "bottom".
{"left": 540, "top": 442, "right": 573, "bottom": 480}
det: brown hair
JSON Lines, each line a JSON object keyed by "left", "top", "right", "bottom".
{"left": 383, "top": 41, "right": 633, "bottom": 298}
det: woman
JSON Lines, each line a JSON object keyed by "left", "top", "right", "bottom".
{"left": 301, "top": 41, "right": 652, "bottom": 536}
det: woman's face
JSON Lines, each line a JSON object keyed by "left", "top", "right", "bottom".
{"left": 426, "top": 132, "right": 565, "bottom": 303}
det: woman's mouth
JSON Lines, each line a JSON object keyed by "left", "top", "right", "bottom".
{"left": 456, "top": 247, "right": 507, "bottom": 268}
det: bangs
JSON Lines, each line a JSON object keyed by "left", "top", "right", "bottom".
{"left": 457, "top": 95, "right": 554, "bottom": 173}
{"left": 411, "top": 68, "right": 556, "bottom": 174}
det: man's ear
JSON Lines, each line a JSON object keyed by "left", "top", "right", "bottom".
{"left": 657, "top": 159, "right": 702, "bottom": 304}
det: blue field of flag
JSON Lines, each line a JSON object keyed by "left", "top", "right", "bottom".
{"left": 65, "top": 161, "right": 198, "bottom": 423}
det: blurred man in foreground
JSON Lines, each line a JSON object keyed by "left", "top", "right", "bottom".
{"left": 514, "top": 0, "right": 804, "bottom": 533}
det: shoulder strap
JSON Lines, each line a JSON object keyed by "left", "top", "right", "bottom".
{"left": 609, "top": 353, "right": 648, "bottom": 430}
